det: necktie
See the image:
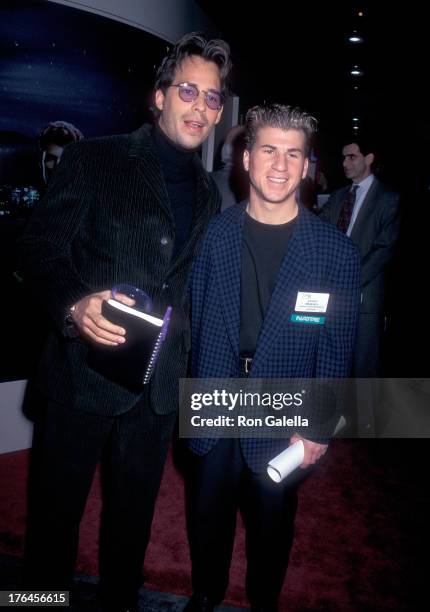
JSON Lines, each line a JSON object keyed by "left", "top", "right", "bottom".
{"left": 337, "top": 184, "right": 358, "bottom": 233}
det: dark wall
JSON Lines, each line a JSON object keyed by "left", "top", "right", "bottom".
{"left": 0, "top": 0, "right": 168, "bottom": 381}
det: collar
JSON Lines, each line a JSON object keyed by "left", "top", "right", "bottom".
{"left": 353, "top": 173, "right": 374, "bottom": 191}
{"left": 151, "top": 123, "right": 196, "bottom": 170}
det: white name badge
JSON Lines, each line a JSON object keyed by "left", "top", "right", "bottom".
{"left": 295, "top": 291, "right": 330, "bottom": 313}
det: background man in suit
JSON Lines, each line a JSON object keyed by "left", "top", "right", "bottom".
{"left": 320, "top": 139, "right": 401, "bottom": 377}
{"left": 19, "top": 32, "right": 231, "bottom": 611}
{"left": 185, "top": 104, "right": 360, "bottom": 612}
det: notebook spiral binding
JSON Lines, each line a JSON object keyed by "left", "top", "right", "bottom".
{"left": 143, "top": 306, "right": 172, "bottom": 384}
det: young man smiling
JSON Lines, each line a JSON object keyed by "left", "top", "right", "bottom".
{"left": 185, "top": 104, "right": 361, "bottom": 611}
{"left": 20, "top": 32, "right": 231, "bottom": 611}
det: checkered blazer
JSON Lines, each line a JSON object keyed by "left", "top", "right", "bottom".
{"left": 188, "top": 202, "right": 361, "bottom": 472}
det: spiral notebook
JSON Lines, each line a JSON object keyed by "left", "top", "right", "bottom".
{"left": 88, "top": 299, "right": 172, "bottom": 389}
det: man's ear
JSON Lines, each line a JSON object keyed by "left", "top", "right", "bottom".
{"left": 365, "top": 152, "right": 375, "bottom": 168}
{"left": 302, "top": 157, "right": 309, "bottom": 179}
{"left": 214, "top": 107, "right": 223, "bottom": 125}
{"left": 243, "top": 149, "right": 250, "bottom": 171}
{"left": 155, "top": 89, "right": 165, "bottom": 112}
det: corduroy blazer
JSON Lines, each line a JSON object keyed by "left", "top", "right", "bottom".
{"left": 19, "top": 124, "right": 220, "bottom": 416}
{"left": 188, "top": 203, "right": 361, "bottom": 472}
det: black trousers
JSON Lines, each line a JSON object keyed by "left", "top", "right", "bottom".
{"left": 353, "top": 313, "right": 383, "bottom": 377}
{"left": 185, "top": 439, "right": 299, "bottom": 607}
{"left": 23, "top": 393, "right": 176, "bottom": 607}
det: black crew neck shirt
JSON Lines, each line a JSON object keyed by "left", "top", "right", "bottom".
{"left": 239, "top": 212, "right": 297, "bottom": 356}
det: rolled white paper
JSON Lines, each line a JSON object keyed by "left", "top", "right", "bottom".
{"left": 333, "top": 414, "right": 346, "bottom": 436}
{"left": 267, "top": 440, "right": 305, "bottom": 483}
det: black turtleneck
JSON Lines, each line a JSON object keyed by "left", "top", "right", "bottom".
{"left": 151, "top": 124, "right": 196, "bottom": 259}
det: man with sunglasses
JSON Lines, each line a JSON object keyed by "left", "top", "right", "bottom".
{"left": 19, "top": 32, "right": 231, "bottom": 611}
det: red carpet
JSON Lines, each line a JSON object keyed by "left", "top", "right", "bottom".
{"left": 0, "top": 440, "right": 424, "bottom": 610}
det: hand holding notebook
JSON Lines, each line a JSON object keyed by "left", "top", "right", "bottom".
{"left": 87, "top": 285, "right": 172, "bottom": 389}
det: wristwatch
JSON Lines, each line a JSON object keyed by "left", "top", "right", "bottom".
{"left": 64, "top": 304, "right": 78, "bottom": 337}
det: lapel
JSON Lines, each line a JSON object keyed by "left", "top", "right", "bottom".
{"left": 213, "top": 203, "right": 244, "bottom": 359}
{"left": 333, "top": 186, "right": 350, "bottom": 224}
{"left": 349, "top": 177, "right": 379, "bottom": 242}
{"left": 128, "top": 124, "right": 172, "bottom": 221}
{"left": 251, "top": 205, "right": 318, "bottom": 373}
{"left": 168, "top": 152, "right": 219, "bottom": 275}
{"left": 128, "top": 124, "right": 219, "bottom": 274}
{"left": 194, "top": 158, "right": 214, "bottom": 225}
{"left": 212, "top": 204, "right": 319, "bottom": 366}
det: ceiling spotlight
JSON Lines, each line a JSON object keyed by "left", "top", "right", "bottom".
{"left": 353, "top": 126, "right": 359, "bottom": 130}
{"left": 352, "top": 117, "right": 359, "bottom": 122}
{"left": 348, "top": 35, "right": 363, "bottom": 43}
{"left": 350, "top": 68, "right": 363, "bottom": 76}
{"left": 358, "top": 11, "right": 364, "bottom": 17}
{"left": 354, "top": 86, "right": 359, "bottom": 90}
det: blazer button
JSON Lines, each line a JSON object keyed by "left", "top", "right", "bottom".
{"left": 160, "top": 237, "right": 169, "bottom": 246}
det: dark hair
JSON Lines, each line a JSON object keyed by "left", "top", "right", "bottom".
{"left": 39, "top": 121, "right": 83, "bottom": 150}
{"left": 343, "top": 136, "right": 379, "bottom": 173}
{"left": 154, "top": 32, "right": 232, "bottom": 97}
{"left": 244, "top": 104, "right": 317, "bottom": 156}
{"left": 344, "top": 136, "right": 376, "bottom": 158}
